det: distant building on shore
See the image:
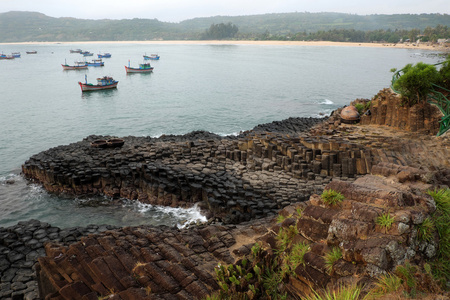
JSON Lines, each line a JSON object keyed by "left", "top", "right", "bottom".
{"left": 437, "top": 38, "right": 449, "bottom": 45}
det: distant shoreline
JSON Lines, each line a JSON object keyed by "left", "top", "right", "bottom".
{"left": 1, "top": 40, "right": 449, "bottom": 51}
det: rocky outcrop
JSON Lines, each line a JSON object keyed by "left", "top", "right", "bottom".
{"left": 21, "top": 106, "right": 450, "bottom": 222}
{"left": 264, "top": 170, "right": 441, "bottom": 297}
{"left": 29, "top": 165, "right": 443, "bottom": 299}
{"left": 11, "top": 92, "right": 450, "bottom": 299}
{"left": 360, "top": 88, "right": 442, "bottom": 135}
{"left": 22, "top": 117, "right": 364, "bottom": 225}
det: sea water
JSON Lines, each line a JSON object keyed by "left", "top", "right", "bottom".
{"left": 0, "top": 42, "right": 443, "bottom": 228}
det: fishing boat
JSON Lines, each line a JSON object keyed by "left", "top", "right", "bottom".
{"left": 70, "top": 49, "right": 83, "bottom": 53}
{"left": 98, "top": 53, "right": 111, "bottom": 58}
{"left": 86, "top": 59, "right": 104, "bottom": 67}
{"left": 143, "top": 54, "right": 160, "bottom": 60}
{"left": 61, "top": 60, "right": 87, "bottom": 70}
{"left": 26, "top": 51, "right": 37, "bottom": 54}
{"left": 125, "top": 60, "right": 154, "bottom": 73}
{"left": 0, "top": 54, "right": 14, "bottom": 60}
{"left": 78, "top": 75, "right": 118, "bottom": 92}
{"left": 81, "top": 51, "right": 93, "bottom": 56}
{"left": 11, "top": 52, "right": 21, "bottom": 58}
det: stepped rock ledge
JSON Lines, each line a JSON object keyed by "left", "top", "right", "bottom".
{"left": 2, "top": 88, "right": 449, "bottom": 299}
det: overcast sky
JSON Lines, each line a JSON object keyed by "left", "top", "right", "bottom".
{"left": 1, "top": 0, "right": 448, "bottom": 22}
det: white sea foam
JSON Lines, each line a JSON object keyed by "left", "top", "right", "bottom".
{"left": 125, "top": 201, "right": 207, "bottom": 228}
{"left": 0, "top": 173, "right": 19, "bottom": 184}
{"left": 151, "top": 133, "right": 164, "bottom": 138}
{"left": 320, "top": 99, "right": 334, "bottom": 105}
{"left": 313, "top": 112, "right": 332, "bottom": 118}
{"left": 218, "top": 131, "right": 239, "bottom": 137}
{"left": 0, "top": 174, "right": 43, "bottom": 195}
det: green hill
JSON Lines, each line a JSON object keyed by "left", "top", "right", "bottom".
{"left": 0, "top": 11, "right": 449, "bottom": 42}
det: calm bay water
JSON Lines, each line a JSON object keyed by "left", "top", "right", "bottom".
{"left": 0, "top": 42, "right": 443, "bottom": 228}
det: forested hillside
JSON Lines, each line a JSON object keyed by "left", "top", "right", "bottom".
{"left": 0, "top": 11, "right": 449, "bottom": 42}
{"left": 181, "top": 12, "right": 450, "bottom": 34}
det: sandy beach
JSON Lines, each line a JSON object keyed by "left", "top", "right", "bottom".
{"left": 2, "top": 40, "right": 449, "bottom": 51}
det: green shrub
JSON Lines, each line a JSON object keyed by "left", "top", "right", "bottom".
{"left": 438, "top": 56, "right": 450, "bottom": 88}
{"left": 213, "top": 242, "right": 289, "bottom": 300}
{"left": 321, "top": 189, "right": 344, "bottom": 206}
{"left": 427, "top": 188, "right": 450, "bottom": 287}
{"left": 354, "top": 103, "right": 365, "bottom": 114}
{"left": 392, "top": 62, "right": 442, "bottom": 106}
{"left": 427, "top": 188, "right": 450, "bottom": 217}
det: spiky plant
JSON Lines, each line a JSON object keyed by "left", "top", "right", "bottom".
{"left": 321, "top": 189, "right": 344, "bottom": 206}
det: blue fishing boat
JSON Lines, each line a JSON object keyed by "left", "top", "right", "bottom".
{"left": 143, "top": 54, "right": 160, "bottom": 60}
{"left": 11, "top": 52, "right": 21, "bottom": 58}
{"left": 0, "top": 53, "right": 14, "bottom": 59}
{"left": 98, "top": 53, "right": 111, "bottom": 58}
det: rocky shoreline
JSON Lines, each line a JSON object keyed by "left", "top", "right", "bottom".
{"left": 21, "top": 116, "right": 335, "bottom": 224}
{"left": 2, "top": 89, "right": 450, "bottom": 299}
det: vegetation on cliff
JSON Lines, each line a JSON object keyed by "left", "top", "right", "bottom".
{"left": 206, "top": 188, "right": 450, "bottom": 300}
{"left": 392, "top": 57, "right": 450, "bottom": 106}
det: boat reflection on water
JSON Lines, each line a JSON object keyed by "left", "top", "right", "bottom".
{"left": 80, "top": 88, "right": 117, "bottom": 100}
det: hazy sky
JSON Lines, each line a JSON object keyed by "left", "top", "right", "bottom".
{"left": 1, "top": 0, "right": 448, "bottom": 22}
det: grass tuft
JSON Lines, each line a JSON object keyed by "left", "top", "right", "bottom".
{"left": 376, "top": 212, "right": 395, "bottom": 233}
{"left": 324, "top": 247, "right": 342, "bottom": 274}
{"left": 303, "top": 284, "right": 362, "bottom": 300}
{"left": 321, "top": 189, "right": 345, "bottom": 206}
{"left": 427, "top": 188, "right": 450, "bottom": 287}
{"left": 276, "top": 214, "right": 287, "bottom": 224}
{"left": 367, "top": 273, "right": 402, "bottom": 298}
{"left": 288, "top": 242, "right": 309, "bottom": 268}
{"left": 276, "top": 224, "right": 299, "bottom": 254}
{"left": 416, "top": 217, "right": 435, "bottom": 242}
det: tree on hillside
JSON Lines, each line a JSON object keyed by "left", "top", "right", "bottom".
{"left": 392, "top": 62, "right": 442, "bottom": 105}
{"left": 201, "top": 22, "right": 239, "bottom": 40}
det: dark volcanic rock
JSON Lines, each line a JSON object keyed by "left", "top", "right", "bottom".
{"left": 22, "top": 117, "right": 336, "bottom": 225}
{"left": 34, "top": 219, "right": 270, "bottom": 299}
{"left": 0, "top": 220, "right": 117, "bottom": 300}
{"left": 15, "top": 97, "right": 450, "bottom": 299}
